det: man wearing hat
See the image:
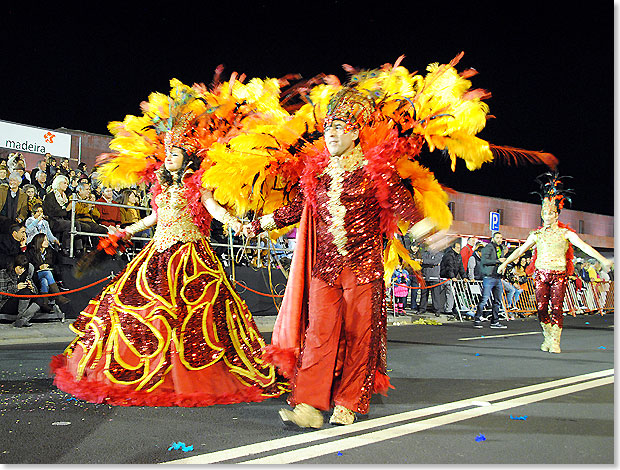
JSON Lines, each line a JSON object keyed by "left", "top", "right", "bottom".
{"left": 245, "top": 87, "right": 421, "bottom": 428}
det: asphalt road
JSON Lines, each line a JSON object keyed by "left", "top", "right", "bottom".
{"left": 0, "top": 314, "right": 613, "bottom": 464}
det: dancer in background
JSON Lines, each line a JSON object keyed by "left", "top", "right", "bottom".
{"left": 499, "top": 172, "right": 613, "bottom": 353}
{"left": 50, "top": 78, "right": 289, "bottom": 406}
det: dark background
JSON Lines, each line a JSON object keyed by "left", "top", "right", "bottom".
{"left": 0, "top": 3, "right": 613, "bottom": 215}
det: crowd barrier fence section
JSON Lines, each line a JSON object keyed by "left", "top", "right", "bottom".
{"left": 389, "top": 278, "right": 614, "bottom": 321}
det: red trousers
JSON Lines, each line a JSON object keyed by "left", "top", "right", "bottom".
{"left": 534, "top": 269, "right": 567, "bottom": 327}
{"left": 291, "top": 266, "right": 381, "bottom": 413}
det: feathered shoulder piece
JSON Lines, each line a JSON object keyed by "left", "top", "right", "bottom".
{"left": 201, "top": 53, "right": 559, "bottom": 231}
{"left": 94, "top": 73, "right": 290, "bottom": 191}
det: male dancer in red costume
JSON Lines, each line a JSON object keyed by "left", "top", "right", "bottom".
{"left": 499, "top": 172, "right": 612, "bottom": 353}
{"left": 244, "top": 88, "right": 422, "bottom": 427}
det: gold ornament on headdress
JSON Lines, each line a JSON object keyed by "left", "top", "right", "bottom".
{"left": 323, "top": 86, "right": 375, "bottom": 132}
{"left": 163, "top": 112, "right": 198, "bottom": 155}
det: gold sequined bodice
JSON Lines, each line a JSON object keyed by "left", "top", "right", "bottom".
{"left": 534, "top": 225, "right": 569, "bottom": 271}
{"left": 153, "top": 186, "right": 203, "bottom": 251}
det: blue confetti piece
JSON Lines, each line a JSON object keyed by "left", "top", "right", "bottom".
{"left": 509, "top": 415, "right": 528, "bottom": 420}
{"left": 168, "top": 442, "right": 194, "bottom": 452}
{"left": 66, "top": 397, "right": 77, "bottom": 402}
{"left": 598, "top": 346, "right": 606, "bottom": 350}
{"left": 337, "top": 451, "right": 343, "bottom": 456}
{"left": 475, "top": 433, "right": 486, "bottom": 442}
{"left": 585, "top": 322, "right": 590, "bottom": 325}
{"left": 474, "top": 353, "right": 480, "bottom": 356}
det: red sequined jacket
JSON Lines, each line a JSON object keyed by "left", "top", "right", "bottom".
{"left": 253, "top": 150, "right": 420, "bottom": 286}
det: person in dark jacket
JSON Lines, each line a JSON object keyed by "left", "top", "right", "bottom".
{"left": 473, "top": 232, "right": 507, "bottom": 328}
{"left": 0, "top": 223, "right": 26, "bottom": 269}
{"left": 439, "top": 241, "right": 466, "bottom": 317}
{"left": 418, "top": 246, "right": 443, "bottom": 314}
{"left": 1, "top": 254, "right": 42, "bottom": 327}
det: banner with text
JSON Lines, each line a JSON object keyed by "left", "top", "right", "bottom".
{"left": 0, "top": 120, "right": 72, "bottom": 157}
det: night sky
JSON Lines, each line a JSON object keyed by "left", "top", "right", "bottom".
{"left": 1, "top": 3, "right": 613, "bottom": 215}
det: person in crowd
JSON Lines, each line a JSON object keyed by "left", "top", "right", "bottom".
{"left": 74, "top": 183, "right": 109, "bottom": 242}
{"left": 473, "top": 231, "right": 508, "bottom": 329}
{"left": 403, "top": 244, "right": 422, "bottom": 312}
{"left": 1, "top": 253, "right": 43, "bottom": 327}
{"left": 77, "top": 162, "right": 89, "bottom": 175}
{"left": 498, "top": 172, "right": 613, "bottom": 352}
{"left": 0, "top": 172, "right": 29, "bottom": 228}
{"left": 32, "top": 170, "right": 48, "bottom": 199}
{"left": 13, "top": 163, "right": 30, "bottom": 187}
{"left": 467, "top": 243, "right": 484, "bottom": 280}
{"left": 500, "top": 245, "right": 523, "bottom": 312}
{"left": 57, "top": 158, "right": 71, "bottom": 177}
{"left": 460, "top": 237, "right": 478, "bottom": 271}
{"left": 119, "top": 189, "right": 141, "bottom": 228}
{"left": 96, "top": 186, "right": 121, "bottom": 228}
{"left": 66, "top": 176, "right": 80, "bottom": 197}
{"left": 43, "top": 174, "right": 83, "bottom": 253}
{"left": 30, "top": 159, "right": 47, "bottom": 183}
{"left": 46, "top": 155, "right": 58, "bottom": 181}
{"left": 418, "top": 245, "right": 443, "bottom": 315}
{"left": 391, "top": 263, "right": 410, "bottom": 315}
{"left": 6, "top": 152, "right": 22, "bottom": 173}
{"left": 0, "top": 166, "right": 9, "bottom": 186}
{"left": 26, "top": 233, "right": 69, "bottom": 306}
{"left": 25, "top": 203, "right": 61, "bottom": 248}
{"left": 0, "top": 224, "right": 27, "bottom": 269}
{"left": 22, "top": 184, "right": 42, "bottom": 217}
{"left": 439, "top": 240, "right": 467, "bottom": 318}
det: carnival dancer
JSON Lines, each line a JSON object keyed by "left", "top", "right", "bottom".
{"left": 498, "top": 172, "right": 613, "bottom": 353}
{"left": 50, "top": 78, "right": 289, "bottom": 406}
{"left": 226, "top": 53, "right": 557, "bottom": 428}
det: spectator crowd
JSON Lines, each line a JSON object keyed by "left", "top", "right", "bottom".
{"left": 0, "top": 152, "right": 152, "bottom": 327}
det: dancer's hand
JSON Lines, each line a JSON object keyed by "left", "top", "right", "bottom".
{"left": 497, "top": 262, "right": 507, "bottom": 275}
{"left": 241, "top": 223, "right": 256, "bottom": 238}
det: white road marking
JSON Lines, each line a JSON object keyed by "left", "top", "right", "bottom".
{"left": 242, "top": 375, "right": 613, "bottom": 464}
{"left": 165, "top": 369, "right": 613, "bottom": 464}
{"left": 458, "top": 331, "right": 541, "bottom": 341}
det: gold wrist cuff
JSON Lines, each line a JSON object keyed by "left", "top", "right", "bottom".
{"left": 221, "top": 212, "right": 240, "bottom": 228}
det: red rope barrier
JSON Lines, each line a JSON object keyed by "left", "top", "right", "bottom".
{"left": 394, "top": 279, "right": 450, "bottom": 290}
{"left": 0, "top": 275, "right": 112, "bottom": 298}
{"left": 233, "top": 280, "right": 285, "bottom": 298}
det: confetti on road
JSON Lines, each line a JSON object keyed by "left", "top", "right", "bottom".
{"left": 337, "top": 451, "right": 343, "bottom": 456}
{"left": 598, "top": 346, "right": 607, "bottom": 350}
{"left": 510, "top": 415, "right": 528, "bottom": 420}
{"left": 168, "top": 442, "right": 194, "bottom": 452}
{"left": 475, "top": 433, "right": 486, "bottom": 442}
{"left": 52, "top": 421, "right": 71, "bottom": 426}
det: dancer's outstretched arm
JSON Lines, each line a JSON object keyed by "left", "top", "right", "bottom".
{"left": 200, "top": 188, "right": 242, "bottom": 235}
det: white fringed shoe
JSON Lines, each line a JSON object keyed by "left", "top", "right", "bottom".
{"left": 329, "top": 405, "right": 355, "bottom": 425}
{"left": 279, "top": 403, "right": 324, "bottom": 429}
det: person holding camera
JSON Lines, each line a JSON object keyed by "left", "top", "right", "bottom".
{"left": 0, "top": 254, "right": 42, "bottom": 327}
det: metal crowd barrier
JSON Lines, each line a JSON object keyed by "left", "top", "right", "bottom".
{"left": 447, "top": 278, "right": 614, "bottom": 321}
{"left": 68, "top": 198, "right": 154, "bottom": 257}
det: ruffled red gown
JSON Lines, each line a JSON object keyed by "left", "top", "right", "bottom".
{"left": 50, "top": 185, "right": 288, "bottom": 406}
